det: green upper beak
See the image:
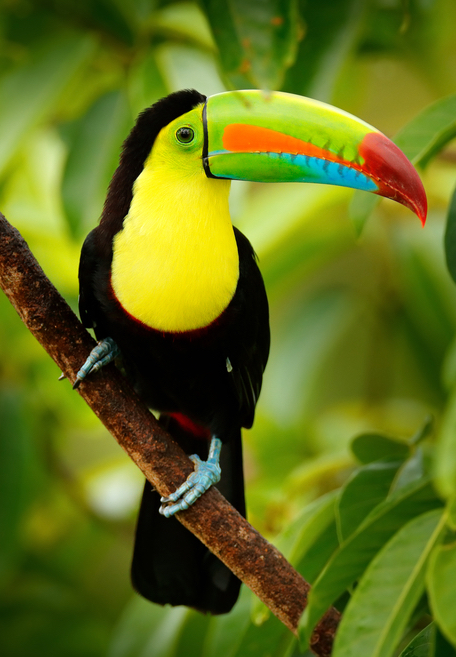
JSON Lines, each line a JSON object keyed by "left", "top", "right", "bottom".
{"left": 202, "top": 90, "right": 427, "bottom": 225}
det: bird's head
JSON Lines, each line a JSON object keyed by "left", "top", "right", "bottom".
{"left": 113, "top": 88, "right": 426, "bottom": 228}
{"left": 144, "top": 88, "right": 426, "bottom": 224}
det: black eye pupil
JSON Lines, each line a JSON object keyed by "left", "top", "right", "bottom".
{"left": 176, "top": 127, "right": 194, "bottom": 143}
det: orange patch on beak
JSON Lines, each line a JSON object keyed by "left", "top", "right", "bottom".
{"left": 222, "top": 123, "right": 359, "bottom": 170}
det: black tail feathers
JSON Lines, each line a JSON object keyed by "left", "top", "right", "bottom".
{"left": 131, "top": 416, "right": 245, "bottom": 615}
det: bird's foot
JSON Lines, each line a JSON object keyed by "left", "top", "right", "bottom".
{"left": 159, "top": 436, "right": 222, "bottom": 517}
{"left": 73, "top": 337, "right": 120, "bottom": 389}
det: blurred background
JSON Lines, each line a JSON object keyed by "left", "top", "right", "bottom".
{"left": 1, "top": 0, "right": 456, "bottom": 655}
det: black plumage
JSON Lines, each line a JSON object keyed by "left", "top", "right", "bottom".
{"left": 78, "top": 90, "right": 270, "bottom": 613}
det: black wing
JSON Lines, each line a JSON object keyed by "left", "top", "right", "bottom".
{"left": 229, "top": 228, "right": 270, "bottom": 429}
{"left": 77, "top": 227, "right": 113, "bottom": 340}
{"left": 78, "top": 229, "right": 99, "bottom": 330}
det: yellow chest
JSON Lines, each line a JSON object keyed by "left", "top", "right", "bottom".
{"left": 110, "top": 164, "right": 239, "bottom": 333}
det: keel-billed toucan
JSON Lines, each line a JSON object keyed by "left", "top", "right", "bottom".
{"left": 75, "top": 89, "right": 427, "bottom": 614}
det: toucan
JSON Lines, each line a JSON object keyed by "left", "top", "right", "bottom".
{"left": 75, "top": 89, "right": 427, "bottom": 615}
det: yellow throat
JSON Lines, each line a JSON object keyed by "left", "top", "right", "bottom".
{"left": 111, "top": 107, "right": 239, "bottom": 333}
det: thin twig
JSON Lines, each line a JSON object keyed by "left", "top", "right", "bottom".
{"left": 0, "top": 212, "right": 340, "bottom": 656}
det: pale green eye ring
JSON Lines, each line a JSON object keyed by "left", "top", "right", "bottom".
{"left": 176, "top": 126, "right": 195, "bottom": 144}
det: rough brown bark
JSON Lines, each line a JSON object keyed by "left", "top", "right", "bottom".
{"left": 0, "top": 212, "right": 340, "bottom": 655}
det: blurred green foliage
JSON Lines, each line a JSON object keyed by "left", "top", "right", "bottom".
{"left": 1, "top": 0, "right": 456, "bottom": 655}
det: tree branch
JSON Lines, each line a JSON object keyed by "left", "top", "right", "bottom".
{"left": 0, "top": 212, "right": 340, "bottom": 656}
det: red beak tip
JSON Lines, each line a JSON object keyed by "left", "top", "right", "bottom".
{"left": 360, "top": 132, "right": 428, "bottom": 226}
{"left": 408, "top": 185, "right": 427, "bottom": 226}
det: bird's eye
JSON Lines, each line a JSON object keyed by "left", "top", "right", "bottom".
{"left": 176, "top": 127, "right": 195, "bottom": 144}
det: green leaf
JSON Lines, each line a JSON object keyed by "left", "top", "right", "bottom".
{"left": 395, "top": 227, "right": 456, "bottom": 360}
{"left": 394, "top": 93, "right": 456, "bottom": 169}
{"left": 173, "top": 610, "right": 211, "bottom": 657}
{"left": 201, "top": 0, "right": 300, "bottom": 89}
{"left": 444, "top": 185, "right": 456, "bottom": 285}
{"left": 107, "top": 0, "right": 152, "bottom": 38}
{"left": 287, "top": 0, "right": 365, "bottom": 101}
{"left": 0, "top": 389, "right": 35, "bottom": 586}
{"left": 260, "top": 289, "right": 358, "bottom": 423}
{"left": 392, "top": 448, "right": 427, "bottom": 493}
{"left": 435, "top": 627, "right": 456, "bottom": 657}
{"left": 127, "top": 52, "right": 168, "bottom": 119}
{"left": 409, "top": 417, "right": 434, "bottom": 447}
{"left": 155, "top": 44, "right": 225, "bottom": 96}
{"left": 427, "top": 530, "right": 456, "bottom": 647}
{"left": 296, "top": 518, "right": 341, "bottom": 586}
{"left": 276, "top": 490, "right": 338, "bottom": 567}
{"left": 434, "top": 386, "right": 456, "bottom": 500}
{"left": 61, "top": 91, "right": 132, "bottom": 237}
{"left": 398, "top": 622, "right": 456, "bottom": 657}
{"left": 298, "top": 478, "right": 441, "bottom": 646}
{"left": 448, "top": 496, "right": 456, "bottom": 531}
{"left": 349, "top": 193, "right": 379, "bottom": 237}
{"left": 230, "top": 613, "right": 295, "bottom": 657}
{"left": 398, "top": 623, "right": 435, "bottom": 657}
{"left": 109, "top": 598, "right": 192, "bottom": 657}
{"left": 351, "top": 433, "right": 410, "bottom": 464}
{"left": 202, "top": 588, "right": 252, "bottom": 657}
{"left": 332, "top": 509, "right": 445, "bottom": 657}
{"left": 336, "top": 460, "right": 402, "bottom": 542}
{"left": 0, "top": 34, "right": 95, "bottom": 178}
{"left": 434, "top": 627, "right": 456, "bottom": 656}
{"left": 150, "top": 2, "right": 215, "bottom": 51}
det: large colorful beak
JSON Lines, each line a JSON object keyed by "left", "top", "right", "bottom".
{"left": 202, "top": 90, "right": 427, "bottom": 225}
